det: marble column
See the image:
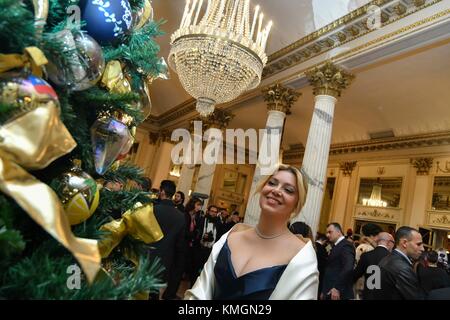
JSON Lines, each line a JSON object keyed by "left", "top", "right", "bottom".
{"left": 292, "top": 62, "right": 354, "bottom": 236}
{"left": 193, "top": 109, "right": 234, "bottom": 208}
{"left": 244, "top": 84, "right": 301, "bottom": 226}
{"left": 177, "top": 163, "right": 196, "bottom": 198}
{"left": 176, "top": 129, "right": 203, "bottom": 198}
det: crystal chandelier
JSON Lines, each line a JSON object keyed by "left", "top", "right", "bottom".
{"left": 169, "top": 0, "right": 272, "bottom": 117}
{"left": 362, "top": 181, "right": 387, "bottom": 207}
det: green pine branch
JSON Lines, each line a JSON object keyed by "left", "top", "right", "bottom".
{"left": 104, "top": 162, "right": 146, "bottom": 185}
{"left": 0, "top": 0, "right": 36, "bottom": 53}
{"left": 104, "top": 20, "right": 166, "bottom": 77}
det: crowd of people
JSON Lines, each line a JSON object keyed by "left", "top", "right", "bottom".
{"left": 122, "top": 165, "right": 450, "bottom": 300}
{"left": 291, "top": 221, "right": 450, "bottom": 300}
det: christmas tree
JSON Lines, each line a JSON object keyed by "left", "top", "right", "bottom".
{"left": 0, "top": 0, "right": 167, "bottom": 299}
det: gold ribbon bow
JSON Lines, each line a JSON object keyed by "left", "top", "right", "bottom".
{"left": 101, "top": 60, "right": 131, "bottom": 94}
{"left": 0, "top": 47, "right": 48, "bottom": 78}
{"left": 0, "top": 103, "right": 101, "bottom": 283}
{"left": 98, "top": 203, "right": 163, "bottom": 259}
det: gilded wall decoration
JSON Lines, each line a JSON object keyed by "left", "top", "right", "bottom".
{"left": 355, "top": 206, "right": 398, "bottom": 222}
{"left": 411, "top": 157, "right": 433, "bottom": 175}
{"left": 339, "top": 161, "right": 357, "bottom": 177}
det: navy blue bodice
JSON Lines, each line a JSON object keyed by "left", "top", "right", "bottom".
{"left": 213, "top": 240, "right": 287, "bottom": 300}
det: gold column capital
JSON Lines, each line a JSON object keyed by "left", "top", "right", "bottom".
{"left": 262, "top": 83, "right": 301, "bottom": 115}
{"left": 306, "top": 61, "right": 354, "bottom": 98}
{"left": 411, "top": 157, "right": 433, "bottom": 175}
{"left": 339, "top": 161, "right": 357, "bottom": 177}
{"left": 192, "top": 109, "right": 234, "bottom": 130}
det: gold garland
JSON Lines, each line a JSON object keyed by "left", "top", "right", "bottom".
{"left": 0, "top": 47, "right": 48, "bottom": 77}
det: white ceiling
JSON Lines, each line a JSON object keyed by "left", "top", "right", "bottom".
{"left": 149, "top": 0, "right": 371, "bottom": 115}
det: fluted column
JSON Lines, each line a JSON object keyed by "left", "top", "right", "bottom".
{"left": 148, "top": 130, "right": 175, "bottom": 188}
{"left": 193, "top": 109, "right": 234, "bottom": 207}
{"left": 244, "top": 84, "right": 301, "bottom": 226}
{"left": 176, "top": 128, "right": 203, "bottom": 197}
{"left": 293, "top": 62, "right": 354, "bottom": 236}
{"left": 177, "top": 163, "right": 196, "bottom": 198}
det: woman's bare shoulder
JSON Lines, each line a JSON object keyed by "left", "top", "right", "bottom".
{"left": 229, "top": 223, "right": 253, "bottom": 235}
{"left": 287, "top": 233, "right": 308, "bottom": 252}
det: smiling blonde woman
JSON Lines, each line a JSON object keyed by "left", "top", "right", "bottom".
{"left": 185, "top": 164, "right": 319, "bottom": 300}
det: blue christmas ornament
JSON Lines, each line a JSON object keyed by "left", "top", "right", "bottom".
{"left": 80, "top": 0, "right": 133, "bottom": 44}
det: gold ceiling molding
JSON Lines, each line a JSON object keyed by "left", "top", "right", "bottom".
{"left": 264, "top": 0, "right": 444, "bottom": 79}
{"left": 278, "top": 7, "right": 450, "bottom": 91}
{"left": 268, "top": 0, "right": 394, "bottom": 62}
{"left": 147, "top": 98, "right": 196, "bottom": 127}
{"left": 284, "top": 131, "right": 450, "bottom": 160}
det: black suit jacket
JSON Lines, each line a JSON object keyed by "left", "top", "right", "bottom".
{"left": 322, "top": 238, "right": 355, "bottom": 299}
{"left": 418, "top": 265, "right": 450, "bottom": 293}
{"left": 353, "top": 246, "right": 390, "bottom": 300}
{"left": 149, "top": 199, "right": 186, "bottom": 280}
{"left": 374, "top": 250, "right": 425, "bottom": 300}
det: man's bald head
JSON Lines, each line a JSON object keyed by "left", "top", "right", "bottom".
{"left": 377, "top": 232, "right": 395, "bottom": 251}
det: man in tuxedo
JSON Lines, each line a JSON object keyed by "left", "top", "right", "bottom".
{"left": 353, "top": 232, "right": 394, "bottom": 299}
{"left": 321, "top": 222, "right": 355, "bottom": 300}
{"left": 374, "top": 226, "right": 425, "bottom": 300}
{"left": 149, "top": 180, "right": 186, "bottom": 300}
{"left": 315, "top": 233, "right": 328, "bottom": 298}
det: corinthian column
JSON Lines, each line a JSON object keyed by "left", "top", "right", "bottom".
{"left": 244, "top": 84, "right": 301, "bottom": 226}
{"left": 193, "top": 109, "right": 234, "bottom": 207}
{"left": 293, "top": 62, "right": 354, "bottom": 236}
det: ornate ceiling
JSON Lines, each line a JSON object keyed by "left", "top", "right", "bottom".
{"left": 144, "top": 0, "right": 450, "bottom": 149}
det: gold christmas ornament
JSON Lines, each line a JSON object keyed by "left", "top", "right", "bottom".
{"left": 101, "top": 60, "right": 131, "bottom": 94}
{"left": 52, "top": 160, "right": 100, "bottom": 226}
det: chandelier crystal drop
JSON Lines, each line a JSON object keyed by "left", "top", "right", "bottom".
{"left": 169, "top": 0, "right": 272, "bottom": 117}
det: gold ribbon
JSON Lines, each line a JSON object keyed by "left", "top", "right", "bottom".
{"left": 0, "top": 47, "right": 48, "bottom": 78}
{"left": 0, "top": 103, "right": 101, "bottom": 283}
{"left": 98, "top": 203, "right": 163, "bottom": 258}
{"left": 101, "top": 60, "right": 131, "bottom": 94}
{"left": 33, "top": 0, "right": 49, "bottom": 38}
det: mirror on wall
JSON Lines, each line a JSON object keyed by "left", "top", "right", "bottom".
{"left": 431, "top": 176, "right": 450, "bottom": 211}
{"left": 222, "top": 170, "right": 239, "bottom": 192}
{"left": 222, "top": 170, "right": 248, "bottom": 194}
{"left": 357, "top": 177, "right": 402, "bottom": 208}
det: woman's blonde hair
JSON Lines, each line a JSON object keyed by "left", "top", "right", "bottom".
{"left": 255, "top": 164, "right": 307, "bottom": 219}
